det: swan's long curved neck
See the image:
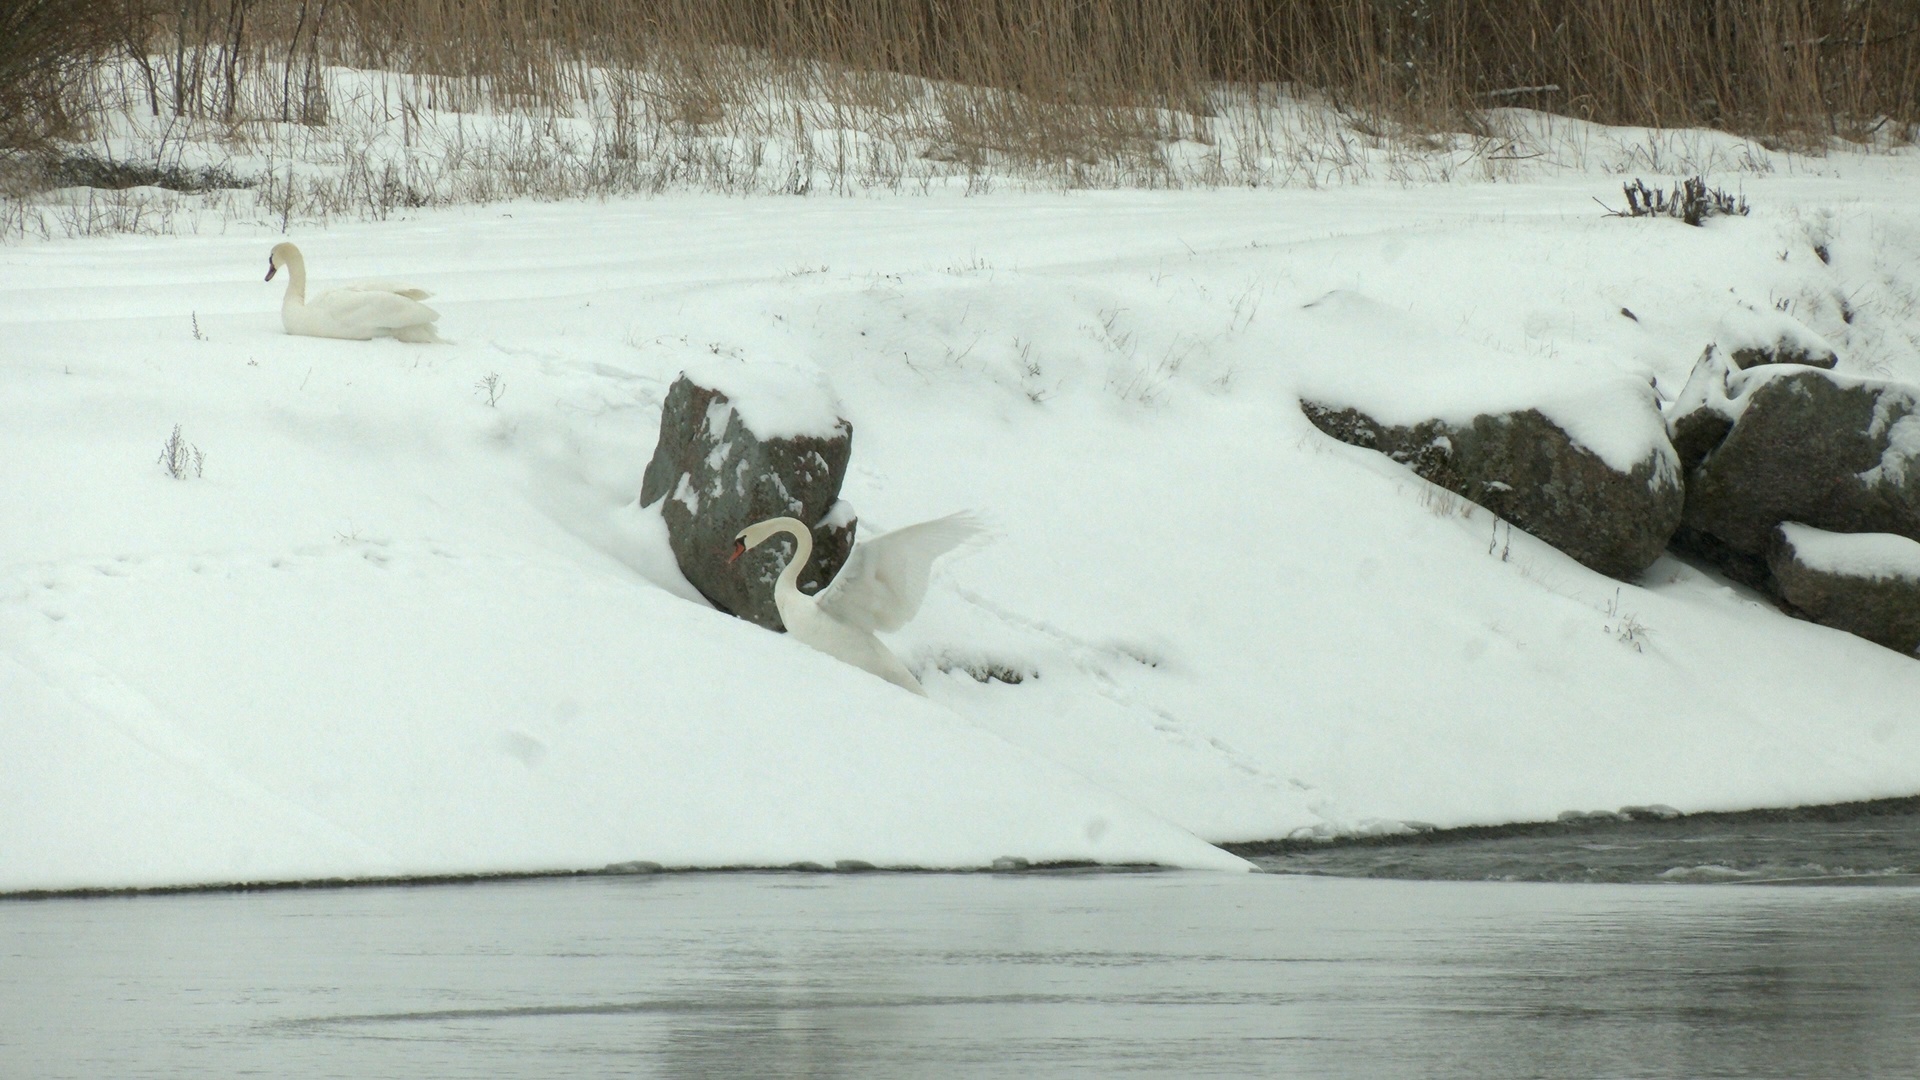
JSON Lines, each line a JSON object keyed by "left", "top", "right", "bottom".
{"left": 280, "top": 250, "right": 308, "bottom": 304}
{"left": 769, "top": 518, "right": 813, "bottom": 596}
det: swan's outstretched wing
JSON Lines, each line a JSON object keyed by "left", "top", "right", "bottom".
{"left": 816, "top": 511, "right": 983, "bottom": 633}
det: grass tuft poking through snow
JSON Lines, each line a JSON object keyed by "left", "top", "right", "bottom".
{"left": 156, "top": 425, "right": 205, "bottom": 480}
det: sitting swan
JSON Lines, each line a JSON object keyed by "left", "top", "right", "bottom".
{"left": 732, "top": 511, "right": 983, "bottom": 695}
{"left": 265, "top": 242, "right": 443, "bottom": 342}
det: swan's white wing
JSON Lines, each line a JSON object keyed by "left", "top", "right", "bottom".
{"left": 310, "top": 287, "right": 439, "bottom": 333}
{"left": 817, "top": 512, "right": 984, "bottom": 633}
{"left": 343, "top": 280, "right": 434, "bottom": 301}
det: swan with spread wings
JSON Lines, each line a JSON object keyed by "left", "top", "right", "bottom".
{"left": 731, "top": 512, "right": 983, "bottom": 695}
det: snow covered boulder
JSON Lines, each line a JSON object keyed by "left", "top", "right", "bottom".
{"left": 1664, "top": 345, "right": 1742, "bottom": 472}
{"left": 1665, "top": 332, "right": 1847, "bottom": 478}
{"left": 1714, "top": 306, "right": 1839, "bottom": 371}
{"left": 1681, "top": 369, "right": 1920, "bottom": 585}
{"left": 1301, "top": 401, "right": 1684, "bottom": 580}
{"left": 639, "top": 361, "right": 857, "bottom": 630}
{"left": 1767, "top": 524, "right": 1920, "bottom": 657}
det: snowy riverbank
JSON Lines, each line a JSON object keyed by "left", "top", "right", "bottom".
{"left": 6, "top": 148, "right": 1920, "bottom": 890}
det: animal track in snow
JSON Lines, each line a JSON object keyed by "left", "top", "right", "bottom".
{"left": 950, "top": 584, "right": 1306, "bottom": 794}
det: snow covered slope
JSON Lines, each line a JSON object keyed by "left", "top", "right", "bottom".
{"left": 6, "top": 160, "right": 1920, "bottom": 890}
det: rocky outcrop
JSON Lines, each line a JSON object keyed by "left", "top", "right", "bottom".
{"left": 1669, "top": 366, "right": 1920, "bottom": 657}
{"left": 1680, "top": 370, "right": 1920, "bottom": 588}
{"left": 1768, "top": 523, "right": 1920, "bottom": 657}
{"left": 1301, "top": 401, "right": 1684, "bottom": 580}
{"left": 640, "top": 372, "right": 856, "bottom": 630}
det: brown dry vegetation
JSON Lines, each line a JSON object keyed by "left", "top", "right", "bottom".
{"left": 60, "top": 0, "right": 1920, "bottom": 135}
{"left": 3, "top": 0, "right": 1916, "bottom": 203}
{"left": 1, "top": 0, "right": 129, "bottom": 149}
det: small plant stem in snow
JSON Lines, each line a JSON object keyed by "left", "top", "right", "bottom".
{"left": 1602, "top": 587, "right": 1650, "bottom": 652}
{"left": 157, "top": 424, "right": 204, "bottom": 479}
{"left": 474, "top": 371, "right": 505, "bottom": 407}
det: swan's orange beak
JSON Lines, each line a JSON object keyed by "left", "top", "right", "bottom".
{"left": 728, "top": 538, "right": 746, "bottom": 564}
{"left": 265, "top": 260, "right": 277, "bottom": 282}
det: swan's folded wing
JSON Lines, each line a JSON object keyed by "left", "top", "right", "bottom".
{"left": 314, "top": 287, "right": 440, "bottom": 331}
{"left": 343, "top": 281, "right": 434, "bottom": 301}
{"left": 816, "top": 512, "right": 983, "bottom": 633}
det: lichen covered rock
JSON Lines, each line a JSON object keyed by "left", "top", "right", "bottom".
{"left": 1768, "top": 523, "right": 1920, "bottom": 657}
{"left": 639, "top": 367, "right": 856, "bottom": 630}
{"left": 1302, "top": 399, "right": 1684, "bottom": 580}
{"left": 1681, "top": 369, "right": 1920, "bottom": 585}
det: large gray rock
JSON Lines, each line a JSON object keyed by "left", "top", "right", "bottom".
{"left": 1768, "top": 523, "right": 1920, "bottom": 657}
{"left": 1663, "top": 345, "right": 1741, "bottom": 473}
{"left": 639, "top": 371, "right": 856, "bottom": 630}
{"left": 1301, "top": 400, "right": 1684, "bottom": 580}
{"left": 1681, "top": 370, "right": 1920, "bottom": 585}
{"left": 1664, "top": 334, "right": 1849, "bottom": 477}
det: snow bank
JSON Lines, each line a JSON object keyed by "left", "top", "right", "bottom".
{"left": 6, "top": 160, "right": 1920, "bottom": 890}
{"left": 1713, "top": 304, "right": 1838, "bottom": 368}
{"left": 0, "top": 546, "right": 1245, "bottom": 892}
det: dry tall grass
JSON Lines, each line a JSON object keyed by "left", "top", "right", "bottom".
{"left": 0, "top": 0, "right": 128, "bottom": 150}
{"left": 4, "top": 0, "right": 1916, "bottom": 234}
{"left": 92, "top": 0, "right": 1911, "bottom": 136}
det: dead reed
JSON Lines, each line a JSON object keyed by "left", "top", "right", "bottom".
{"left": 27, "top": 1, "right": 1920, "bottom": 144}
{"left": 0, "top": 0, "right": 128, "bottom": 150}
{"left": 3, "top": 0, "right": 1915, "bottom": 236}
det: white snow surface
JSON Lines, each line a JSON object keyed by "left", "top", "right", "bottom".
{"left": 1713, "top": 304, "right": 1838, "bottom": 363}
{"left": 1777, "top": 524, "right": 1920, "bottom": 582}
{"left": 8, "top": 150, "right": 1920, "bottom": 891}
{"left": 679, "top": 350, "right": 848, "bottom": 440}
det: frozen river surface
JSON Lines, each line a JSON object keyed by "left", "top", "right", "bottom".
{"left": 5, "top": 870, "right": 1918, "bottom": 1078}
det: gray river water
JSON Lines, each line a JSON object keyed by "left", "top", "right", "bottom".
{"left": 6, "top": 864, "right": 1919, "bottom": 1079}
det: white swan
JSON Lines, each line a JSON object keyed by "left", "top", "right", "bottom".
{"left": 265, "top": 242, "right": 443, "bottom": 342}
{"left": 732, "top": 512, "right": 983, "bottom": 696}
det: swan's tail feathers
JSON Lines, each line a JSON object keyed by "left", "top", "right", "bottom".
{"left": 881, "top": 659, "right": 930, "bottom": 696}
